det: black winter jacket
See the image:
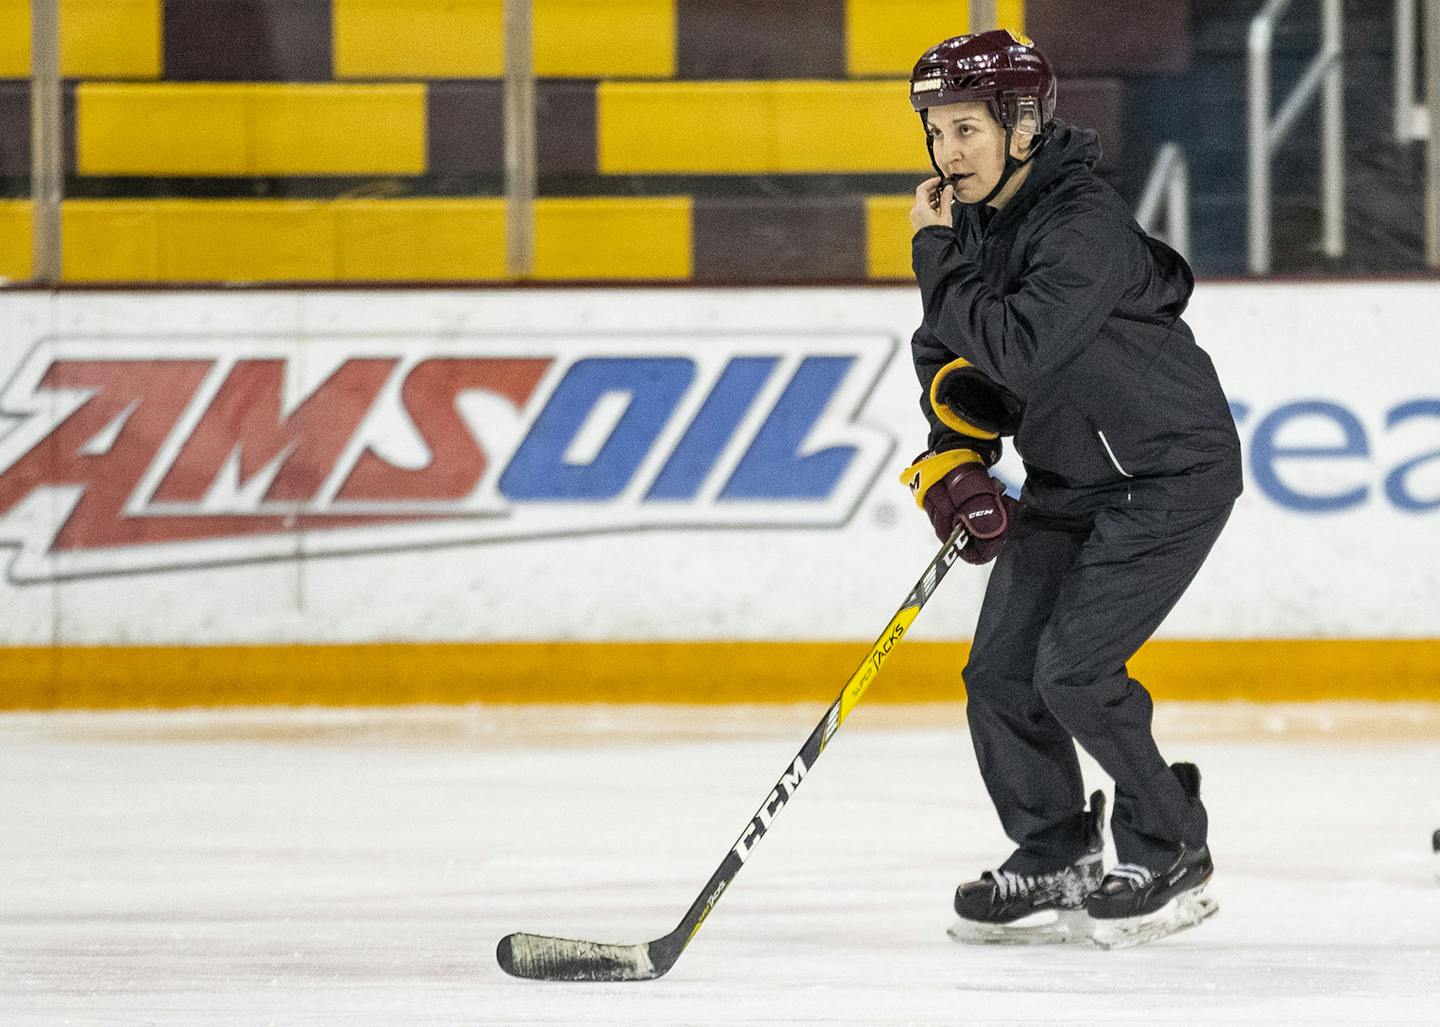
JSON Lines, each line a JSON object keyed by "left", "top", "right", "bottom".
{"left": 910, "top": 123, "right": 1243, "bottom": 514}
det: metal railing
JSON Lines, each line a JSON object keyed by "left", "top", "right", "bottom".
{"left": 1427, "top": 0, "right": 1440, "bottom": 266}
{"left": 1399, "top": 0, "right": 1440, "bottom": 267}
{"left": 503, "top": 0, "right": 537, "bottom": 277}
{"left": 1136, "top": 143, "right": 1191, "bottom": 258}
{"left": 1247, "top": 0, "right": 1345, "bottom": 274}
{"left": 30, "top": 0, "right": 62, "bottom": 284}
{"left": 1395, "top": 0, "right": 1430, "bottom": 142}
{"left": 969, "top": 0, "right": 998, "bottom": 32}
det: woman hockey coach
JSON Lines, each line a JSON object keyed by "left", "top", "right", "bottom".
{"left": 899, "top": 30, "right": 1243, "bottom": 948}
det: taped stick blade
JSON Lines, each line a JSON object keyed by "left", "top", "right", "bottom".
{"left": 496, "top": 932, "right": 663, "bottom": 982}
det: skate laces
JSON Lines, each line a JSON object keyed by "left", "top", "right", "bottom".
{"left": 989, "top": 870, "right": 1039, "bottom": 900}
{"left": 1107, "top": 862, "right": 1154, "bottom": 889}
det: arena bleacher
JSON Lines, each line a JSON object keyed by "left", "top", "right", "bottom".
{"left": 0, "top": 0, "right": 1183, "bottom": 282}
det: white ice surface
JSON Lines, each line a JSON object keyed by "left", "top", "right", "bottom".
{"left": 2, "top": 703, "right": 1439, "bottom": 1026}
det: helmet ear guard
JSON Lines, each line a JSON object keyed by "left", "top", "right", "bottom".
{"left": 1002, "top": 95, "right": 1043, "bottom": 136}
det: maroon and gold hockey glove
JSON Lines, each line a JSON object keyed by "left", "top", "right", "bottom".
{"left": 929, "top": 357, "right": 1022, "bottom": 442}
{"left": 900, "top": 449, "right": 1018, "bottom": 565}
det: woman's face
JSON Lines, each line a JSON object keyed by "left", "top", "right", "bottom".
{"left": 925, "top": 100, "right": 1031, "bottom": 205}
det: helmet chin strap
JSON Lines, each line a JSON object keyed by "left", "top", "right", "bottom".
{"left": 973, "top": 123, "right": 1045, "bottom": 206}
{"left": 920, "top": 112, "right": 1048, "bottom": 210}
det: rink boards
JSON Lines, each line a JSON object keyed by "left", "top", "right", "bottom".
{"left": 0, "top": 283, "right": 1435, "bottom": 706}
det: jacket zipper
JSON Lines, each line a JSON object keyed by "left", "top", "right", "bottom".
{"left": 1095, "top": 429, "right": 1134, "bottom": 478}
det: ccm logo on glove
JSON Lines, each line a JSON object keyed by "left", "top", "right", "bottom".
{"left": 901, "top": 450, "right": 1018, "bottom": 564}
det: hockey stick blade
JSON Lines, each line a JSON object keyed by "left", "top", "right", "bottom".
{"left": 496, "top": 932, "right": 668, "bottom": 982}
{"left": 497, "top": 525, "right": 971, "bottom": 982}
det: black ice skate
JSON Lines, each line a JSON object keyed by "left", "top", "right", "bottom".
{"left": 947, "top": 790, "right": 1106, "bottom": 945}
{"left": 1087, "top": 763, "right": 1218, "bottom": 950}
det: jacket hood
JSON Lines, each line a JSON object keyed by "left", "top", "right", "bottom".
{"left": 1019, "top": 122, "right": 1193, "bottom": 319}
{"left": 989, "top": 121, "right": 1101, "bottom": 229}
{"left": 1139, "top": 232, "right": 1194, "bottom": 320}
{"left": 1031, "top": 121, "right": 1103, "bottom": 188}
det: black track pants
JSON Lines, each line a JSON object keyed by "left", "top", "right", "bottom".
{"left": 962, "top": 502, "right": 1233, "bottom": 874}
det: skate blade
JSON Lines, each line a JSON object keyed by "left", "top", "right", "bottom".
{"left": 947, "top": 908, "right": 1091, "bottom": 946}
{"left": 1089, "top": 886, "right": 1218, "bottom": 951}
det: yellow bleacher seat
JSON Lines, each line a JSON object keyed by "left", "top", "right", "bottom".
{"left": 0, "top": 2, "right": 24, "bottom": 78}
{"left": 863, "top": 195, "right": 916, "bottom": 279}
{"left": 65, "top": 200, "right": 327, "bottom": 281}
{"left": 535, "top": 0, "right": 675, "bottom": 78}
{"left": 56, "top": 197, "right": 690, "bottom": 282}
{"left": 0, "top": 0, "right": 161, "bottom": 79}
{"left": 599, "top": 80, "right": 931, "bottom": 174}
{"left": 534, "top": 197, "right": 690, "bottom": 279}
{"left": 0, "top": 200, "right": 33, "bottom": 281}
{"left": 333, "top": 0, "right": 503, "bottom": 79}
{"left": 333, "top": 0, "right": 675, "bottom": 79}
{"left": 154, "top": 201, "right": 340, "bottom": 281}
{"left": 64, "top": 200, "right": 162, "bottom": 281}
{"left": 846, "top": 0, "right": 1026, "bottom": 76}
{"left": 76, "top": 83, "right": 427, "bottom": 176}
{"left": 337, "top": 200, "right": 508, "bottom": 280}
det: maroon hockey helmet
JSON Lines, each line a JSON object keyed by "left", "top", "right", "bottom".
{"left": 909, "top": 29, "right": 1057, "bottom": 133}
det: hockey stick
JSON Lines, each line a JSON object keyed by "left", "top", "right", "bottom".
{"left": 496, "top": 523, "right": 971, "bottom": 982}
